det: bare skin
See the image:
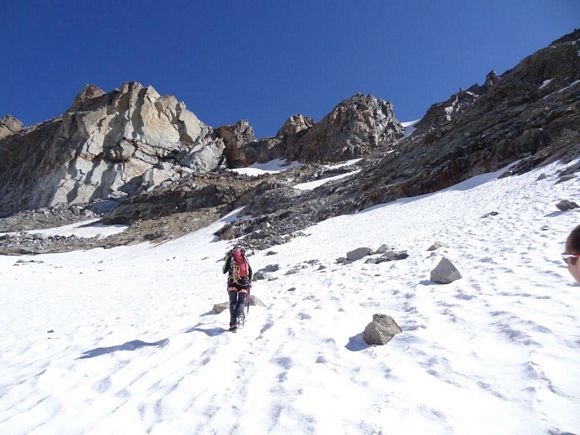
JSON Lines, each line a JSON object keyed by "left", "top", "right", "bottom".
{"left": 564, "top": 227, "right": 580, "bottom": 284}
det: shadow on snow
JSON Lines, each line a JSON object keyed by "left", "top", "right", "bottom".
{"left": 345, "top": 333, "right": 370, "bottom": 352}
{"left": 77, "top": 338, "right": 169, "bottom": 359}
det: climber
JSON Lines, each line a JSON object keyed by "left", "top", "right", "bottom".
{"left": 563, "top": 224, "right": 580, "bottom": 284}
{"left": 222, "top": 246, "right": 253, "bottom": 331}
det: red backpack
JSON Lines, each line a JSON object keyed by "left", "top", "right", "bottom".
{"left": 231, "top": 248, "right": 249, "bottom": 283}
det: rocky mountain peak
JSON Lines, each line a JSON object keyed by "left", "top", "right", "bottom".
{"left": 71, "top": 84, "right": 106, "bottom": 109}
{"left": 0, "top": 115, "right": 23, "bottom": 140}
{"left": 213, "top": 120, "right": 256, "bottom": 168}
{"left": 276, "top": 114, "right": 315, "bottom": 139}
{"left": 285, "top": 93, "right": 404, "bottom": 162}
{"left": 0, "top": 82, "right": 225, "bottom": 216}
{"left": 484, "top": 70, "right": 499, "bottom": 88}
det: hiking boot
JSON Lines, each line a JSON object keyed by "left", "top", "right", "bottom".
{"left": 229, "top": 323, "right": 238, "bottom": 331}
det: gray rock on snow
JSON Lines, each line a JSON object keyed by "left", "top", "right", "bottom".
{"left": 430, "top": 257, "right": 462, "bottom": 284}
{"left": 363, "top": 314, "right": 402, "bottom": 345}
{"left": 253, "top": 271, "right": 266, "bottom": 281}
{"left": 347, "top": 247, "right": 373, "bottom": 261}
{"left": 213, "top": 295, "right": 265, "bottom": 313}
{"left": 427, "top": 241, "right": 446, "bottom": 251}
{"left": 556, "top": 200, "right": 579, "bottom": 211}
{"left": 365, "top": 250, "right": 408, "bottom": 264}
{"left": 374, "top": 244, "right": 394, "bottom": 254}
{"left": 213, "top": 302, "right": 229, "bottom": 314}
{"left": 248, "top": 295, "right": 266, "bottom": 307}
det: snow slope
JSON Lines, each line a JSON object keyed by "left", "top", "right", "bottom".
{"left": 230, "top": 159, "right": 302, "bottom": 176}
{"left": 0, "top": 219, "right": 127, "bottom": 239}
{"left": 1, "top": 160, "right": 579, "bottom": 434}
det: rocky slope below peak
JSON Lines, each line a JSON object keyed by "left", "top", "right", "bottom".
{"left": 0, "top": 81, "right": 224, "bottom": 217}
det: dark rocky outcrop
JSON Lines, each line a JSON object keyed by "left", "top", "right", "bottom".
{"left": 242, "top": 114, "right": 315, "bottom": 165}
{"left": 346, "top": 29, "right": 580, "bottom": 210}
{"left": 213, "top": 120, "right": 256, "bottom": 168}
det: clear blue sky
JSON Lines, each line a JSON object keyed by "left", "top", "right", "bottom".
{"left": 1, "top": 0, "right": 578, "bottom": 138}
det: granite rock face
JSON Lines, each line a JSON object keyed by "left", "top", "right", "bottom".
{"left": 0, "top": 115, "right": 23, "bottom": 140}
{"left": 243, "top": 94, "right": 403, "bottom": 165}
{"left": 0, "top": 82, "right": 224, "bottom": 216}
{"left": 285, "top": 94, "right": 404, "bottom": 162}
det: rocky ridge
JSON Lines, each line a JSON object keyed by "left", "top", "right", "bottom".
{"left": 1, "top": 30, "right": 578, "bottom": 255}
{"left": 214, "top": 29, "right": 580, "bottom": 250}
{"left": 0, "top": 82, "right": 225, "bottom": 217}
{"left": 241, "top": 94, "right": 403, "bottom": 164}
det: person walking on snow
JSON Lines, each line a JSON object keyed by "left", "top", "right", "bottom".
{"left": 222, "top": 246, "right": 253, "bottom": 331}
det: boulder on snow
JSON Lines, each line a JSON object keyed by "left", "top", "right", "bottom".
{"left": 556, "top": 200, "right": 579, "bottom": 211}
{"left": 213, "top": 302, "right": 229, "bottom": 314}
{"left": 430, "top": 257, "right": 462, "bottom": 284}
{"left": 260, "top": 264, "right": 280, "bottom": 273}
{"left": 253, "top": 271, "right": 266, "bottom": 281}
{"left": 213, "top": 295, "right": 265, "bottom": 313}
{"left": 374, "top": 244, "right": 394, "bottom": 254}
{"left": 427, "top": 241, "right": 446, "bottom": 251}
{"left": 365, "top": 250, "right": 408, "bottom": 264}
{"left": 248, "top": 295, "right": 266, "bottom": 307}
{"left": 363, "top": 314, "right": 402, "bottom": 345}
{"left": 347, "top": 247, "right": 373, "bottom": 261}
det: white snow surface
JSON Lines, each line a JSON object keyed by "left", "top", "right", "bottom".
{"left": 322, "top": 158, "right": 362, "bottom": 169}
{"left": 1, "top": 160, "right": 580, "bottom": 434}
{"left": 539, "top": 79, "right": 553, "bottom": 90}
{"left": 0, "top": 219, "right": 127, "bottom": 239}
{"left": 230, "top": 159, "right": 302, "bottom": 176}
{"left": 401, "top": 119, "right": 420, "bottom": 138}
{"left": 294, "top": 170, "right": 361, "bottom": 191}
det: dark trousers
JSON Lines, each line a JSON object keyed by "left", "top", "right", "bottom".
{"left": 228, "top": 291, "right": 247, "bottom": 326}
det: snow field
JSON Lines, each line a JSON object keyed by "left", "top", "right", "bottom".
{"left": 0, "top": 219, "right": 127, "bottom": 239}
{"left": 0, "top": 159, "right": 579, "bottom": 434}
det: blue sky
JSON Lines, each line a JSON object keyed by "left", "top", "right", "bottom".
{"left": 1, "top": 0, "right": 578, "bottom": 138}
